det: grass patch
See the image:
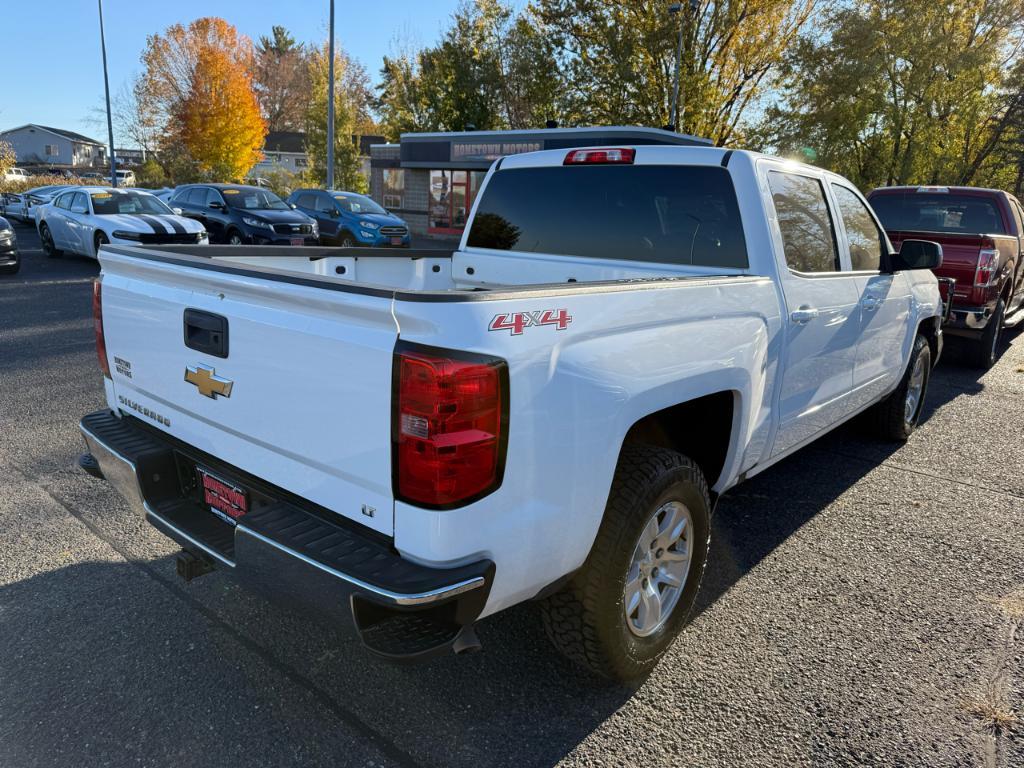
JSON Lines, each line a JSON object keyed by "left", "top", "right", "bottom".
{"left": 964, "top": 697, "right": 1019, "bottom": 733}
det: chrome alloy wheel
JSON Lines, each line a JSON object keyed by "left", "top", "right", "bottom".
{"left": 623, "top": 500, "right": 693, "bottom": 637}
{"left": 904, "top": 353, "right": 926, "bottom": 426}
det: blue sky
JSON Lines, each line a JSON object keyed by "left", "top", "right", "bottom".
{"left": 1, "top": 0, "right": 521, "bottom": 144}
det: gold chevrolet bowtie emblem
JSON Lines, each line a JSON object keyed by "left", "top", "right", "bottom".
{"left": 184, "top": 364, "right": 234, "bottom": 399}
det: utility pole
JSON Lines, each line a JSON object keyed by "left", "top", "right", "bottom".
{"left": 98, "top": 0, "right": 117, "bottom": 187}
{"left": 668, "top": 0, "right": 699, "bottom": 133}
{"left": 326, "top": 0, "right": 335, "bottom": 189}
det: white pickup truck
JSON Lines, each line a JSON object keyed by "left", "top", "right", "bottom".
{"left": 79, "top": 145, "right": 946, "bottom": 681}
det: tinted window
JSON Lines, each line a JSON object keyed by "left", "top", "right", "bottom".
{"left": 183, "top": 188, "right": 205, "bottom": 205}
{"left": 296, "top": 193, "right": 316, "bottom": 209}
{"left": 831, "top": 184, "right": 885, "bottom": 271}
{"left": 466, "top": 165, "right": 748, "bottom": 268}
{"left": 55, "top": 192, "right": 73, "bottom": 210}
{"left": 204, "top": 188, "right": 224, "bottom": 207}
{"left": 223, "top": 188, "right": 289, "bottom": 210}
{"left": 315, "top": 195, "right": 336, "bottom": 213}
{"left": 768, "top": 171, "right": 840, "bottom": 273}
{"left": 870, "top": 192, "right": 1007, "bottom": 235}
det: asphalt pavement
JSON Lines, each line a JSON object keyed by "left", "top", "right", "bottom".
{"left": 1, "top": 221, "right": 1021, "bottom": 767}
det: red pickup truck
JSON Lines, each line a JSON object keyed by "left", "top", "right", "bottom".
{"left": 867, "top": 186, "right": 1024, "bottom": 367}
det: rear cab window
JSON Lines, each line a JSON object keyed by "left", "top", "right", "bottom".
{"left": 466, "top": 164, "right": 748, "bottom": 269}
{"left": 870, "top": 191, "right": 1008, "bottom": 235}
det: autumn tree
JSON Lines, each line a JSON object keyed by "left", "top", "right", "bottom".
{"left": 760, "top": 0, "right": 1024, "bottom": 189}
{"left": 175, "top": 45, "right": 267, "bottom": 181}
{"left": 255, "top": 26, "right": 311, "bottom": 132}
{"left": 138, "top": 18, "right": 265, "bottom": 181}
{"left": 0, "top": 140, "right": 16, "bottom": 186}
{"left": 304, "top": 43, "right": 370, "bottom": 192}
{"left": 533, "top": 0, "right": 820, "bottom": 144}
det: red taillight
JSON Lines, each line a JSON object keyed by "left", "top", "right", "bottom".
{"left": 563, "top": 147, "right": 635, "bottom": 165}
{"left": 395, "top": 345, "right": 507, "bottom": 508}
{"left": 92, "top": 279, "right": 111, "bottom": 378}
{"left": 974, "top": 247, "right": 999, "bottom": 287}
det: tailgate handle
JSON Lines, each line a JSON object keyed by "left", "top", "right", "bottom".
{"left": 183, "top": 309, "right": 229, "bottom": 358}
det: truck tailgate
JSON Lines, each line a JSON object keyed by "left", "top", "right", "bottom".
{"left": 98, "top": 249, "right": 399, "bottom": 536}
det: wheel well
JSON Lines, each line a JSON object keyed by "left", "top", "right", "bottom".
{"left": 622, "top": 391, "right": 735, "bottom": 489}
{"left": 917, "top": 316, "right": 940, "bottom": 363}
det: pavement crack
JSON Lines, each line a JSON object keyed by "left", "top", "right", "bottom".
{"left": 9, "top": 461, "right": 431, "bottom": 768}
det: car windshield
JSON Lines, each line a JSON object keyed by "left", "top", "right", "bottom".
{"left": 89, "top": 191, "right": 174, "bottom": 216}
{"left": 223, "top": 189, "right": 290, "bottom": 210}
{"left": 332, "top": 193, "right": 387, "bottom": 215}
{"left": 871, "top": 192, "right": 1007, "bottom": 235}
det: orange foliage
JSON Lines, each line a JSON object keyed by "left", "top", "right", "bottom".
{"left": 140, "top": 17, "right": 266, "bottom": 181}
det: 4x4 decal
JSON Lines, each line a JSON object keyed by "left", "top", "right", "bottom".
{"left": 489, "top": 309, "right": 573, "bottom": 336}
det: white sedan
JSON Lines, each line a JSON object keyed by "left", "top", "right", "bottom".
{"left": 37, "top": 187, "right": 208, "bottom": 259}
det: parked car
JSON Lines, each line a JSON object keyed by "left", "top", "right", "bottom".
{"left": 0, "top": 215, "right": 18, "bottom": 275}
{"left": 79, "top": 145, "right": 943, "bottom": 681}
{"left": 115, "top": 169, "right": 137, "bottom": 186}
{"left": 288, "top": 188, "right": 411, "bottom": 248}
{"left": 23, "top": 185, "right": 74, "bottom": 224}
{"left": 868, "top": 185, "right": 1024, "bottom": 367}
{"left": 37, "top": 187, "right": 208, "bottom": 259}
{"left": 3, "top": 167, "right": 29, "bottom": 183}
{"left": 170, "top": 184, "right": 318, "bottom": 245}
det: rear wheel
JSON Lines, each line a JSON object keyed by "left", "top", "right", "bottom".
{"left": 227, "top": 229, "right": 244, "bottom": 246}
{"left": 872, "top": 333, "right": 931, "bottom": 441}
{"left": 540, "top": 444, "right": 711, "bottom": 682}
{"left": 970, "top": 299, "right": 1004, "bottom": 369}
{"left": 40, "top": 223, "right": 61, "bottom": 257}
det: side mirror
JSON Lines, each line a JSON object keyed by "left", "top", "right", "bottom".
{"left": 208, "top": 201, "right": 223, "bottom": 210}
{"left": 172, "top": 207, "right": 183, "bottom": 215}
{"left": 290, "top": 203, "right": 297, "bottom": 209}
{"left": 888, "top": 239, "right": 943, "bottom": 272}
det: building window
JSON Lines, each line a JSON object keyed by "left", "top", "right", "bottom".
{"left": 45, "top": 144, "right": 58, "bottom": 156}
{"left": 429, "top": 169, "right": 485, "bottom": 234}
{"left": 383, "top": 169, "right": 404, "bottom": 210}
{"left": 82, "top": 146, "right": 91, "bottom": 158}
{"left": 295, "top": 157, "right": 308, "bottom": 169}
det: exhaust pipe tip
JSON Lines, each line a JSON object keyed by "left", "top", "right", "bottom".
{"left": 451, "top": 624, "right": 482, "bottom": 655}
{"left": 78, "top": 452, "right": 104, "bottom": 480}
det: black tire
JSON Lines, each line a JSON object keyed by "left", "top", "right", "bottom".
{"left": 970, "top": 299, "right": 1004, "bottom": 369}
{"left": 226, "top": 229, "right": 245, "bottom": 246}
{"left": 540, "top": 444, "right": 711, "bottom": 682}
{"left": 339, "top": 233, "right": 356, "bottom": 248}
{"left": 39, "top": 223, "right": 61, "bottom": 257}
{"left": 871, "top": 333, "right": 931, "bottom": 441}
{"left": 94, "top": 230, "right": 109, "bottom": 258}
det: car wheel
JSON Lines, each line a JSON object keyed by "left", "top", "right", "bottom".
{"left": 94, "top": 231, "right": 109, "bottom": 258}
{"left": 339, "top": 233, "right": 356, "bottom": 248}
{"left": 40, "top": 224, "right": 61, "bottom": 258}
{"left": 227, "top": 230, "right": 244, "bottom": 246}
{"left": 540, "top": 444, "right": 711, "bottom": 682}
{"left": 971, "top": 299, "right": 1004, "bottom": 369}
{"left": 871, "top": 333, "right": 932, "bottom": 441}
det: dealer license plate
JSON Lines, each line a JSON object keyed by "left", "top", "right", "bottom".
{"left": 196, "top": 467, "right": 249, "bottom": 524}
{"left": 390, "top": 237, "right": 403, "bottom": 246}
{"left": 290, "top": 237, "right": 304, "bottom": 246}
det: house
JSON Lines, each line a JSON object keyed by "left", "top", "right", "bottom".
{"left": 252, "top": 131, "right": 384, "bottom": 179}
{"left": 114, "top": 148, "right": 147, "bottom": 166}
{"left": 0, "top": 124, "right": 107, "bottom": 169}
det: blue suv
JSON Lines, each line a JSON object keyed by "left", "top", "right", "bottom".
{"left": 287, "top": 189, "right": 411, "bottom": 248}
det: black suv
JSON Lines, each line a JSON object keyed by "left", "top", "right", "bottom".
{"left": 170, "top": 184, "right": 319, "bottom": 245}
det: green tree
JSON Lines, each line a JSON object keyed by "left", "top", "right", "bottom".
{"left": 533, "top": 0, "right": 820, "bottom": 144}
{"left": 304, "top": 42, "right": 369, "bottom": 192}
{"left": 760, "top": 0, "right": 1024, "bottom": 189}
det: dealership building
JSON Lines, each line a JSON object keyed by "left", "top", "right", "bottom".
{"left": 368, "top": 126, "right": 711, "bottom": 240}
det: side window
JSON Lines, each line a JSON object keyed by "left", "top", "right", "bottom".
{"left": 204, "top": 188, "right": 224, "bottom": 207}
{"left": 55, "top": 193, "right": 73, "bottom": 211}
{"left": 767, "top": 170, "right": 840, "bottom": 273}
{"left": 315, "top": 195, "right": 335, "bottom": 214}
{"left": 185, "top": 188, "right": 205, "bottom": 205}
{"left": 70, "top": 193, "right": 89, "bottom": 214}
{"left": 296, "top": 193, "right": 316, "bottom": 209}
{"left": 831, "top": 184, "right": 886, "bottom": 272}
{"left": 1009, "top": 199, "right": 1024, "bottom": 238}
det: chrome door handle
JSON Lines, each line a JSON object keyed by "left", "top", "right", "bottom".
{"left": 790, "top": 306, "right": 819, "bottom": 324}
